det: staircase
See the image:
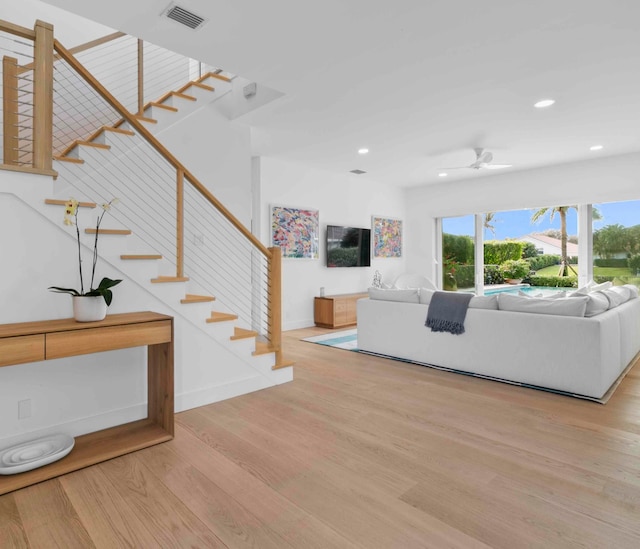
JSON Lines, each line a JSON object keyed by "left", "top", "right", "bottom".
{"left": 0, "top": 19, "right": 293, "bottom": 420}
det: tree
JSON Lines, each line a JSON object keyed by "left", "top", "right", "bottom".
{"left": 531, "top": 206, "right": 575, "bottom": 276}
{"left": 531, "top": 206, "right": 601, "bottom": 276}
{"left": 483, "top": 212, "right": 497, "bottom": 237}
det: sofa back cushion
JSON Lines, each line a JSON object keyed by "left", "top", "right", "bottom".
{"left": 420, "top": 289, "right": 498, "bottom": 309}
{"left": 368, "top": 287, "right": 420, "bottom": 303}
{"left": 498, "top": 293, "right": 588, "bottom": 317}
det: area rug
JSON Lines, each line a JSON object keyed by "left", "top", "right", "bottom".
{"left": 302, "top": 329, "right": 635, "bottom": 403}
{"left": 301, "top": 329, "right": 359, "bottom": 351}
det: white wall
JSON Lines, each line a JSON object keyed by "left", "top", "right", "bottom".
{"left": 0, "top": 0, "right": 113, "bottom": 47}
{"left": 258, "top": 156, "right": 407, "bottom": 330}
{"left": 153, "top": 103, "right": 253, "bottom": 226}
{"left": 404, "top": 152, "right": 640, "bottom": 282}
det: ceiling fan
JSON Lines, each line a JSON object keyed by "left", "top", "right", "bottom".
{"left": 443, "top": 148, "right": 512, "bottom": 170}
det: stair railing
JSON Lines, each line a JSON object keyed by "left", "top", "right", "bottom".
{"left": 52, "top": 40, "right": 283, "bottom": 363}
{"left": 0, "top": 21, "right": 282, "bottom": 366}
{"left": 0, "top": 19, "right": 55, "bottom": 176}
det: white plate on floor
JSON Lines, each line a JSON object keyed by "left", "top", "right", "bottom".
{"left": 0, "top": 434, "right": 75, "bottom": 475}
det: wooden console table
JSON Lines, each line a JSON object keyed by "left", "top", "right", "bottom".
{"left": 314, "top": 292, "right": 368, "bottom": 328}
{"left": 0, "top": 311, "right": 173, "bottom": 495}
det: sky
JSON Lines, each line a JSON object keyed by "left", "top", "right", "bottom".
{"left": 443, "top": 200, "right": 640, "bottom": 240}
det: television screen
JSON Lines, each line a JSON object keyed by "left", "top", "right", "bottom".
{"left": 326, "top": 225, "right": 371, "bottom": 267}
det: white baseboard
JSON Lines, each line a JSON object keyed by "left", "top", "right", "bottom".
{"left": 174, "top": 375, "right": 273, "bottom": 412}
{"left": 283, "top": 319, "right": 315, "bottom": 331}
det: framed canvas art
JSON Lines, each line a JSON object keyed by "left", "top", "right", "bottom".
{"left": 372, "top": 216, "right": 402, "bottom": 258}
{"left": 271, "top": 205, "right": 319, "bottom": 259}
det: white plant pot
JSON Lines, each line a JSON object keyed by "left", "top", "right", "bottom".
{"left": 72, "top": 295, "right": 107, "bottom": 322}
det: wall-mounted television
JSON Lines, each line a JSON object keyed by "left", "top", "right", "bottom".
{"left": 326, "top": 225, "right": 371, "bottom": 267}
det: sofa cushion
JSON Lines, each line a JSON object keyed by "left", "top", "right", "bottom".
{"left": 624, "top": 284, "right": 639, "bottom": 299}
{"left": 420, "top": 289, "right": 498, "bottom": 309}
{"left": 598, "top": 287, "right": 632, "bottom": 309}
{"left": 469, "top": 295, "right": 499, "bottom": 309}
{"left": 368, "top": 287, "right": 419, "bottom": 303}
{"left": 419, "top": 288, "right": 435, "bottom": 304}
{"left": 571, "top": 292, "right": 609, "bottom": 317}
{"left": 498, "top": 293, "right": 588, "bottom": 317}
{"left": 571, "top": 280, "right": 613, "bottom": 296}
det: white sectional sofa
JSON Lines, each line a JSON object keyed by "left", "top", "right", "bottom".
{"left": 357, "top": 285, "right": 640, "bottom": 400}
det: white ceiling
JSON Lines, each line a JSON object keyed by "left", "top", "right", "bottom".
{"left": 42, "top": 0, "right": 640, "bottom": 188}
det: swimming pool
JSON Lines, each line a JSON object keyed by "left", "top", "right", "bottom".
{"left": 485, "top": 285, "right": 570, "bottom": 297}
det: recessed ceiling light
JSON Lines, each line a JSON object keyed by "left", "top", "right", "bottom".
{"left": 534, "top": 99, "right": 555, "bottom": 108}
{"left": 358, "top": 148, "right": 369, "bottom": 155}
{"left": 438, "top": 172, "right": 448, "bottom": 177}
{"left": 590, "top": 145, "right": 604, "bottom": 151}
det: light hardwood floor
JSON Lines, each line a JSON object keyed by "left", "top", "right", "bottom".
{"left": 2, "top": 326, "right": 640, "bottom": 548}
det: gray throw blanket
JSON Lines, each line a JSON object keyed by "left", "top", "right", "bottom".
{"left": 425, "top": 291, "right": 473, "bottom": 335}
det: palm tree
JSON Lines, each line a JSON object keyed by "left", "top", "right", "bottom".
{"left": 483, "top": 212, "right": 497, "bottom": 237}
{"left": 531, "top": 206, "right": 600, "bottom": 276}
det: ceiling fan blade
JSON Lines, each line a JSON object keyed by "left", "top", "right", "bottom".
{"left": 484, "top": 164, "right": 512, "bottom": 169}
{"left": 440, "top": 166, "right": 472, "bottom": 170}
{"left": 478, "top": 151, "right": 493, "bottom": 163}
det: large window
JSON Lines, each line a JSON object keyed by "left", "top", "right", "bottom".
{"left": 592, "top": 199, "right": 640, "bottom": 288}
{"left": 439, "top": 199, "right": 639, "bottom": 292}
{"left": 441, "top": 215, "right": 475, "bottom": 292}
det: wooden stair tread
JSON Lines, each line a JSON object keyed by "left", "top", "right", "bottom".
{"left": 170, "top": 91, "right": 197, "bottom": 101}
{"left": 272, "top": 358, "right": 295, "bottom": 370}
{"left": 53, "top": 156, "right": 84, "bottom": 164}
{"left": 200, "top": 72, "right": 231, "bottom": 83}
{"left": 148, "top": 102, "right": 178, "bottom": 112}
{"left": 120, "top": 254, "right": 162, "bottom": 260}
{"left": 102, "top": 126, "right": 135, "bottom": 136}
{"left": 45, "top": 199, "right": 96, "bottom": 208}
{"left": 230, "top": 327, "right": 258, "bottom": 340}
{"left": 206, "top": 312, "right": 238, "bottom": 323}
{"left": 181, "top": 294, "right": 215, "bottom": 304}
{"left": 188, "top": 81, "right": 215, "bottom": 91}
{"left": 133, "top": 114, "right": 157, "bottom": 124}
{"left": 85, "top": 228, "right": 131, "bottom": 235}
{"left": 75, "top": 141, "right": 110, "bottom": 150}
{"left": 151, "top": 276, "right": 189, "bottom": 283}
{"left": 253, "top": 341, "right": 274, "bottom": 356}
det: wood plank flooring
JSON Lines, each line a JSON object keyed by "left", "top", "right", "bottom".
{"left": 2, "top": 326, "right": 640, "bottom": 548}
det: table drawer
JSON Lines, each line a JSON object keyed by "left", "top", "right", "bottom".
{"left": 0, "top": 335, "right": 45, "bottom": 367}
{"left": 46, "top": 320, "right": 172, "bottom": 359}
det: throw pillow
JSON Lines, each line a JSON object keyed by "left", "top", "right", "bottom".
{"left": 498, "top": 293, "right": 588, "bottom": 317}
{"left": 588, "top": 280, "right": 613, "bottom": 292}
{"left": 598, "top": 288, "right": 626, "bottom": 309}
{"left": 569, "top": 292, "right": 609, "bottom": 317}
{"left": 368, "top": 287, "right": 420, "bottom": 303}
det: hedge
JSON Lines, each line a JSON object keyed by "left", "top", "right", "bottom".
{"left": 526, "top": 254, "right": 560, "bottom": 271}
{"left": 453, "top": 264, "right": 475, "bottom": 288}
{"left": 527, "top": 275, "right": 578, "bottom": 288}
{"left": 628, "top": 254, "right": 640, "bottom": 273}
{"left": 484, "top": 241, "right": 524, "bottom": 264}
{"left": 443, "top": 233, "right": 474, "bottom": 264}
{"left": 595, "top": 258, "right": 629, "bottom": 268}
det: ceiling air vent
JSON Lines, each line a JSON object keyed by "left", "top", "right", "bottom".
{"left": 350, "top": 169, "right": 367, "bottom": 175}
{"left": 163, "top": 4, "right": 207, "bottom": 30}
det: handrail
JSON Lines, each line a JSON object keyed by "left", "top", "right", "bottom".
{"left": 0, "top": 19, "right": 36, "bottom": 40}
{"left": 53, "top": 39, "right": 271, "bottom": 259}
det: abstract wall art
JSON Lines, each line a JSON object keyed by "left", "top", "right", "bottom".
{"left": 271, "top": 205, "right": 319, "bottom": 259}
{"left": 372, "top": 216, "right": 402, "bottom": 258}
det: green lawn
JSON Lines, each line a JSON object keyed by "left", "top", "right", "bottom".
{"left": 534, "top": 264, "right": 634, "bottom": 278}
